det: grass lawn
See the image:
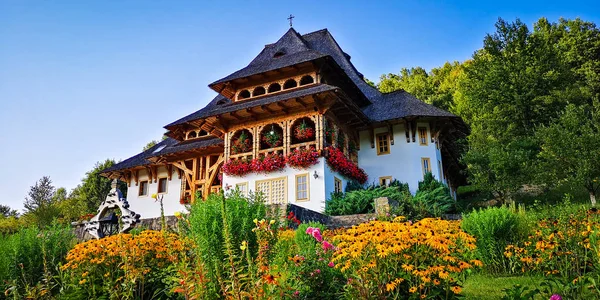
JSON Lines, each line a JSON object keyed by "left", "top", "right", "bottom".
{"left": 463, "top": 274, "right": 544, "bottom": 299}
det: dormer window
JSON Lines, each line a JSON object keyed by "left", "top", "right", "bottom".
{"left": 273, "top": 48, "right": 286, "bottom": 58}
{"left": 238, "top": 90, "right": 251, "bottom": 100}
{"left": 187, "top": 131, "right": 197, "bottom": 139}
{"left": 283, "top": 79, "right": 298, "bottom": 90}
{"left": 268, "top": 83, "right": 281, "bottom": 93}
{"left": 252, "top": 86, "right": 266, "bottom": 97}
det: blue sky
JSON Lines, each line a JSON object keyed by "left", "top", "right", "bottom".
{"left": 1, "top": 0, "right": 598, "bottom": 211}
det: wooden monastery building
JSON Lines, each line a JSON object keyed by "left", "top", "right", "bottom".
{"left": 101, "top": 27, "right": 466, "bottom": 218}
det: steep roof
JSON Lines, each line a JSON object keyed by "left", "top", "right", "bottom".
{"left": 209, "top": 28, "right": 328, "bottom": 87}
{"left": 363, "top": 90, "right": 456, "bottom": 121}
{"left": 101, "top": 137, "right": 222, "bottom": 173}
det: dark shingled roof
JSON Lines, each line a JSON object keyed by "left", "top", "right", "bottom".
{"left": 167, "top": 28, "right": 459, "bottom": 130}
{"left": 363, "top": 90, "right": 456, "bottom": 122}
{"left": 147, "top": 137, "right": 222, "bottom": 157}
{"left": 166, "top": 84, "right": 338, "bottom": 127}
{"left": 210, "top": 29, "right": 328, "bottom": 86}
{"left": 101, "top": 137, "right": 223, "bottom": 173}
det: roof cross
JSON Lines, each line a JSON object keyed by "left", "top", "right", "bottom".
{"left": 287, "top": 14, "right": 295, "bottom": 27}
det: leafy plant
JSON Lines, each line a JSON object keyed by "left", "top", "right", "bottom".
{"left": 461, "top": 206, "right": 529, "bottom": 274}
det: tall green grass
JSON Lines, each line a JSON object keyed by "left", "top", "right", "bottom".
{"left": 185, "top": 191, "right": 268, "bottom": 298}
{"left": 0, "top": 223, "right": 75, "bottom": 298}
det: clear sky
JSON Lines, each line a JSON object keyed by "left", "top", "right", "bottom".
{"left": 1, "top": 0, "right": 598, "bottom": 211}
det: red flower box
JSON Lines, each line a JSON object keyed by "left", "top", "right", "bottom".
{"left": 222, "top": 159, "right": 253, "bottom": 176}
{"left": 325, "top": 146, "right": 368, "bottom": 184}
{"left": 286, "top": 147, "right": 320, "bottom": 169}
{"left": 252, "top": 153, "right": 286, "bottom": 173}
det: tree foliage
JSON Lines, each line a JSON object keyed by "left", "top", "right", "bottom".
{"left": 536, "top": 104, "right": 600, "bottom": 205}
{"left": 23, "top": 176, "right": 58, "bottom": 227}
{"left": 0, "top": 205, "right": 18, "bottom": 218}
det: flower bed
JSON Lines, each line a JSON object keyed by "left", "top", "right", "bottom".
{"left": 252, "top": 153, "right": 286, "bottom": 173}
{"left": 325, "top": 146, "right": 368, "bottom": 184}
{"left": 332, "top": 217, "right": 482, "bottom": 299}
{"left": 222, "top": 159, "right": 253, "bottom": 176}
{"left": 286, "top": 147, "right": 320, "bottom": 169}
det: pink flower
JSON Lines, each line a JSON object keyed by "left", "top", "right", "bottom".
{"left": 312, "top": 231, "right": 323, "bottom": 242}
{"left": 322, "top": 241, "right": 335, "bottom": 251}
{"left": 328, "top": 262, "right": 335, "bottom": 268}
{"left": 305, "top": 227, "right": 314, "bottom": 235}
{"left": 315, "top": 269, "right": 321, "bottom": 274}
{"left": 550, "top": 295, "right": 562, "bottom": 300}
{"left": 294, "top": 291, "right": 299, "bottom": 296}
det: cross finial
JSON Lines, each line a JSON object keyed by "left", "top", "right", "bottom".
{"left": 287, "top": 14, "right": 295, "bottom": 27}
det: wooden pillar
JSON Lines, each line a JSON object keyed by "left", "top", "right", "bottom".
{"left": 284, "top": 120, "right": 290, "bottom": 156}
{"left": 191, "top": 158, "right": 198, "bottom": 202}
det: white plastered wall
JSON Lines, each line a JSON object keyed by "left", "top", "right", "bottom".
{"left": 357, "top": 122, "right": 443, "bottom": 194}
{"left": 126, "top": 166, "right": 186, "bottom": 219}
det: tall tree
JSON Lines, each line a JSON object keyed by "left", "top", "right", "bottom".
{"left": 0, "top": 204, "right": 18, "bottom": 218}
{"left": 378, "top": 62, "right": 464, "bottom": 112}
{"left": 458, "top": 18, "right": 591, "bottom": 199}
{"left": 23, "top": 176, "right": 58, "bottom": 227}
{"left": 75, "top": 159, "right": 127, "bottom": 213}
{"left": 536, "top": 104, "right": 600, "bottom": 205}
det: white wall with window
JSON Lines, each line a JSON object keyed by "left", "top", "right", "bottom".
{"left": 126, "top": 167, "right": 185, "bottom": 219}
{"left": 223, "top": 157, "right": 349, "bottom": 213}
{"left": 357, "top": 122, "right": 443, "bottom": 194}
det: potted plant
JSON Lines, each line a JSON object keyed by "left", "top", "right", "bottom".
{"left": 294, "top": 121, "right": 315, "bottom": 141}
{"left": 262, "top": 127, "right": 282, "bottom": 148}
{"left": 231, "top": 131, "right": 251, "bottom": 154}
{"left": 286, "top": 147, "right": 320, "bottom": 169}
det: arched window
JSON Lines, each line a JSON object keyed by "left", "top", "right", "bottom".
{"left": 299, "top": 75, "right": 314, "bottom": 86}
{"left": 252, "top": 86, "right": 266, "bottom": 97}
{"left": 259, "top": 124, "right": 284, "bottom": 150}
{"left": 238, "top": 90, "right": 251, "bottom": 100}
{"left": 187, "top": 131, "right": 197, "bottom": 139}
{"left": 268, "top": 83, "right": 281, "bottom": 93}
{"left": 198, "top": 130, "right": 208, "bottom": 136}
{"left": 283, "top": 79, "right": 298, "bottom": 90}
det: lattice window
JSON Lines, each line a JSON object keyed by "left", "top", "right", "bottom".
{"left": 256, "top": 177, "right": 287, "bottom": 205}
{"left": 376, "top": 133, "right": 390, "bottom": 155}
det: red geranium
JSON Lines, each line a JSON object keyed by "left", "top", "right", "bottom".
{"left": 222, "top": 159, "right": 253, "bottom": 176}
{"left": 286, "top": 147, "right": 320, "bottom": 169}
{"left": 294, "top": 122, "right": 315, "bottom": 141}
{"left": 325, "top": 146, "right": 368, "bottom": 184}
{"left": 252, "top": 153, "right": 286, "bottom": 173}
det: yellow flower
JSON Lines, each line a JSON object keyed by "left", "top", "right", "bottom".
{"left": 174, "top": 211, "right": 182, "bottom": 218}
{"left": 269, "top": 220, "right": 276, "bottom": 225}
{"left": 253, "top": 219, "right": 258, "bottom": 225}
{"left": 151, "top": 193, "right": 157, "bottom": 199}
{"left": 409, "top": 286, "right": 418, "bottom": 293}
{"left": 240, "top": 241, "right": 247, "bottom": 251}
{"left": 451, "top": 286, "right": 462, "bottom": 294}
{"left": 386, "top": 281, "right": 397, "bottom": 292}
{"left": 79, "top": 279, "right": 87, "bottom": 285}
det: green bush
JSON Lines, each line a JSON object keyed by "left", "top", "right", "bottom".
{"left": 0, "top": 223, "right": 75, "bottom": 298}
{"left": 412, "top": 186, "right": 455, "bottom": 218}
{"left": 185, "top": 190, "right": 268, "bottom": 298}
{"left": 325, "top": 184, "right": 410, "bottom": 216}
{"left": 461, "top": 205, "right": 530, "bottom": 274}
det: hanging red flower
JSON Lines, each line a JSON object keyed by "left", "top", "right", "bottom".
{"left": 325, "top": 146, "right": 368, "bottom": 184}
{"left": 231, "top": 131, "right": 251, "bottom": 154}
{"left": 294, "top": 121, "right": 315, "bottom": 141}
{"left": 286, "top": 147, "right": 320, "bottom": 169}
{"left": 261, "top": 129, "right": 283, "bottom": 148}
{"left": 252, "top": 153, "right": 286, "bottom": 173}
{"left": 222, "top": 159, "right": 253, "bottom": 176}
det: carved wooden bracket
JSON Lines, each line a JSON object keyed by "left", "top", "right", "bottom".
{"left": 388, "top": 123, "right": 395, "bottom": 145}
{"left": 369, "top": 127, "right": 375, "bottom": 148}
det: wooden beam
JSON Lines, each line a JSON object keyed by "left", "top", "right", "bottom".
{"left": 388, "top": 123, "right": 395, "bottom": 145}
{"left": 229, "top": 111, "right": 243, "bottom": 121}
{"left": 166, "top": 164, "right": 173, "bottom": 180}
{"left": 369, "top": 127, "right": 375, "bottom": 148}
{"left": 276, "top": 102, "right": 289, "bottom": 114}
{"left": 260, "top": 105, "right": 276, "bottom": 115}
{"left": 295, "top": 97, "right": 308, "bottom": 108}
{"left": 245, "top": 108, "right": 259, "bottom": 121}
